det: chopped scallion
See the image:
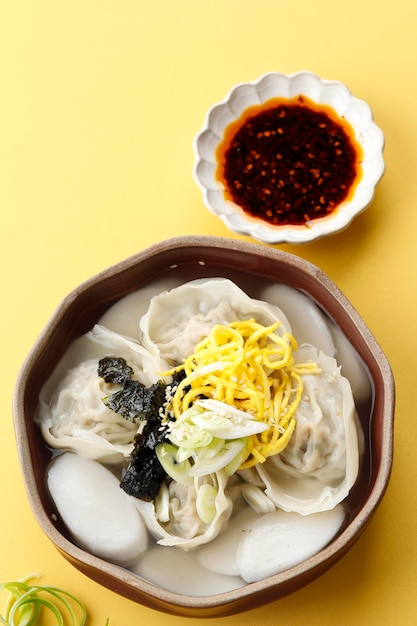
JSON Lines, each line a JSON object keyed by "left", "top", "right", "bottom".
{"left": 0, "top": 574, "right": 87, "bottom": 625}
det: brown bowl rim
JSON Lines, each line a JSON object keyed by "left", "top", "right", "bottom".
{"left": 12, "top": 235, "right": 395, "bottom": 617}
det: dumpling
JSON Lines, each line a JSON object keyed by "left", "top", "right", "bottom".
{"left": 328, "top": 322, "right": 373, "bottom": 405}
{"left": 133, "top": 470, "right": 233, "bottom": 550}
{"left": 38, "top": 325, "right": 168, "bottom": 464}
{"left": 254, "top": 345, "right": 360, "bottom": 514}
{"left": 139, "top": 278, "right": 292, "bottom": 365}
{"left": 260, "top": 283, "right": 336, "bottom": 357}
{"left": 261, "top": 282, "right": 372, "bottom": 405}
{"left": 37, "top": 359, "right": 138, "bottom": 464}
{"left": 86, "top": 323, "right": 168, "bottom": 387}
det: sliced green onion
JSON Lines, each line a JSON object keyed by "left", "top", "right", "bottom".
{"left": 0, "top": 574, "right": 87, "bottom": 625}
{"left": 195, "top": 483, "right": 218, "bottom": 524}
{"left": 190, "top": 439, "right": 246, "bottom": 477}
{"left": 194, "top": 437, "right": 225, "bottom": 461}
{"left": 224, "top": 438, "right": 251, "bottom": 476}
{"left": 154, "top": 481, "right": 170, "bottom": 522}
{"left": 168, "top": 422, "right": 213, "bottom": 449}
{"left": 193, "top": 399, "right": 268, "bottom": 438}
{"left": 155, "top": 442, "right": 194, "bottom": 485}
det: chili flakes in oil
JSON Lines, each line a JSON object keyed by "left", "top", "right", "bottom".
{"left": 216, "top": 96, "right": 363, "bottom": 227}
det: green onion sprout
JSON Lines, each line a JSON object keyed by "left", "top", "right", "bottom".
{"left": 0, "top": 574, "right": 87, "bottom": 625}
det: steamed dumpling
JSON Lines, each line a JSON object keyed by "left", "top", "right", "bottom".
{"left": 86, "top": 323, "right": 168, "bottom": 387}
{"left": 254, "top": 345, "right": 360, "bottom": 514}
{"left": 133, "top": 470, "right": 233, "bottom": 550}
{"left": 261, "top": 283, "right": 337, "bottom": 358}
{"left": 139, "top": 278, "right": 292, "bottom": 365}
{"left": 38, "top": 325, "right": 166, "bottom": 464}
{"left": 47, "top": 453, "right": 148, "bottom": 565}
{"left": 261, "top": 282, "right": 371, "bottom": 404}
{"left": 328, "top": 323, "right": 372, "bottom": 405}
{"left": 38, "top": 359, "right": 138, "bottom": 464}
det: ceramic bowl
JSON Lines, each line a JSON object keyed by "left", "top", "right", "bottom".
{"left": 13, "top": 236, "right": 394, "bottom": 617}
{"left": 193, "top": 72, "right": 385, "bottom": 244}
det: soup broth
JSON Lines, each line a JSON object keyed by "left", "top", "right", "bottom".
{"left": 38, "top": 265, "right": 373, "bottom": 596}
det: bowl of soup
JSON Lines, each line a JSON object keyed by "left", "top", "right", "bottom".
{"left": 13, "top": 235, "right": 394, "bottom": 617}
{"left": 194, "top": 72, "right": 385, "bottom": 244}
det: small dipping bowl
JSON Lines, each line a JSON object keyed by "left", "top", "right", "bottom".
{"left": 13, "top": 236, "right": 394, "bottom": 617}
{"left": 193, "top": 72, "right": 385, "bottom": 244}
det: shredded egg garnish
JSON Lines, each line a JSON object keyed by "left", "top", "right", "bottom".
{"left": 163, "top": 319, "right": 320, "bottom": 470}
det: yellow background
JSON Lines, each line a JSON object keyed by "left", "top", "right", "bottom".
{"left": 0, "top": 1, "right": 414, "bottom": 624}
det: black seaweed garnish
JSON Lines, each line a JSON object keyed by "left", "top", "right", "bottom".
{"left": 98, "top": 356, "right": 133, "bottom": 385}
{"left": 97, "top": 356, "right": 186, "bottom": 501}
{"left": 99, "top": 356, "right": 168, "bottom": 423}
{"left": 105, "top": 378, "right": 166, "bottom": 422}
{"left": 120, "top": 420, "right": 169, "bottom": 501}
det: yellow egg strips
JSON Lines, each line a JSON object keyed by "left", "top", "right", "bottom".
{"left": 166, "top": 319, "right": 321, "bottom": 469}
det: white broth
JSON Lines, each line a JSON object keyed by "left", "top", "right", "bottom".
{"left": 40, "top": 275, "right": 371, "bottom": 595}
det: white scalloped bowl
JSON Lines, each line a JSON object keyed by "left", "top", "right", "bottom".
{"left": 193, "top": 72, "right": 385, "bottom": 244}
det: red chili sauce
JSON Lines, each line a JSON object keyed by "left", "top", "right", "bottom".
{"left": 216, "top": 95, "right": 363, "bottom": 227}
